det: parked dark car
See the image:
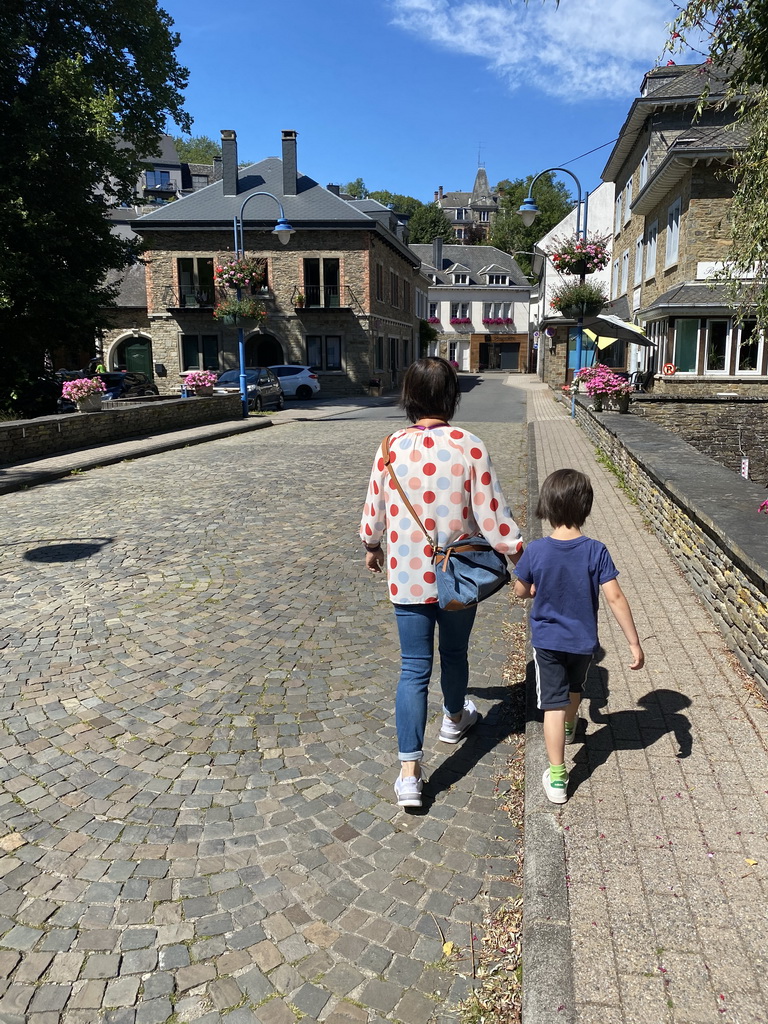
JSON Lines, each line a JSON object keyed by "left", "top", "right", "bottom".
{"left": 98, "top": 372, "right": 159, "bottom": 400}
{"left": 213, "top": 368, "right": 284, "bottom": 412}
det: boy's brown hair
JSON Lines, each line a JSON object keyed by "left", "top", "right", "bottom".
{"left": 535, "top": 468, "right": 593, "bottom": 528}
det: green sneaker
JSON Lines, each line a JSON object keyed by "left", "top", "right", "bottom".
{"left": 542, "top": 767, "right": 568, "bottom": 804}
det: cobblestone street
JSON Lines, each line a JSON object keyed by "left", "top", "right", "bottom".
{"left": 0, "top": 414, "right": 528, "bottom": 1024}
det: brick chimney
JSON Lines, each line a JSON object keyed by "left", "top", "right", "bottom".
{"left": 220, "top": 130, "right": 238, "bottom": 196}
{"left": 438, "top": 185, "right": 444, "bottom": 200}
{"left": 327, "top": 183, "right": 341, "bottom": 196}
{"left": 434, "top": 190, "right": 439, "bottom": 202}
{"left": 433, "top": 236, "right": 443, "bottom": 271}
{"left": 282, "top": 130, "right": 298, "bottom": 197}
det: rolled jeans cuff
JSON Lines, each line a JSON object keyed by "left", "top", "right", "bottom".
{"left": 398, "top": 750, "right": 423, "bottom": 763}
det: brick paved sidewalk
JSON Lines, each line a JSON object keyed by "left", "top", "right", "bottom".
{"left": 0, "top": 414, "right": 527, "bottom": 1024}
{"left": 518, "top": 377, "right": 768, "bottom": 1024}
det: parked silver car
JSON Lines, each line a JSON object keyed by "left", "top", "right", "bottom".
{"left": 214, "top": 368, "right": 284, "bottom": 412}
{"left": 269, "top": 364, "right": 320, "bottom": 400}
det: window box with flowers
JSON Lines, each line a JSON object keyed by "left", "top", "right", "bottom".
{"left": 214, "top": 256, "right": 267, "bottom": 291}
{"left": 550, "top": 281, "right": 607, "bottom": 319}
{"left": 213, "top": 297, "right": 267, "bottom": 325}
{"left": 450, "top": 317, "right": 472, "bottom": 326}
{"left": 427, "top": 316, "right": 441, "bottom": 324}
{"left": 547, "top": 233, "right": 611, "bottom": 276}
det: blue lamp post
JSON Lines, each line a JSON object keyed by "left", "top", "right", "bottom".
{"left": 518, "top": 168, "right": 590, "bottom": 417}
{"left": 231, "top": 192, "right": 294, "bottom": 417}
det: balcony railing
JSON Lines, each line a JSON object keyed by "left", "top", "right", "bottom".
{"left": 292, "top": 285, "right": 363, "bottom": 311}
{"left": 162, "top": 286, "right": 215, "bottom": 310}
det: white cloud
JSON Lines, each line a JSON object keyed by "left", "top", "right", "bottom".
{"left": 388, "top": 0, "right": 677, "bottom": 101}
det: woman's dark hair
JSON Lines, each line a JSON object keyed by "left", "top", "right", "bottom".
{"left": 535, "top": 468, "right": 593, "bottom": 528}
{"left": 400, "top": 357, "right": 460, "bottom": 423}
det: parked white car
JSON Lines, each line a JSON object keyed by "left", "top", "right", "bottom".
{"left": 269, "top": 365, "right": 320, "bottom": 400}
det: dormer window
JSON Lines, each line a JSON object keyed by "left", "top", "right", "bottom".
{"left": 487, "top": 273, "right": 508, "bottom": 285}
{"left": 455, "top": 208, "right": 467, "bottom": 220}
{"left": 453, "top": 272, "right": 469, "bottom": 285}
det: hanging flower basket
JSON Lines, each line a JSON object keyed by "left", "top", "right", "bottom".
{"left": 214, "top": 256, "right": 267, "bottom": 290}
{"left": 550, "top": 281, "right": 607, "bottom": 319}
{"left": 547, "top": 232, "right": 611, "bottom": 275}
{"left": 213, "top": 297, "right": 267, "bottom": 323}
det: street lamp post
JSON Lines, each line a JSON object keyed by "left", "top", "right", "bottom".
{"left": 231, "top": 192, "right": 294, "bottom": 417}
{"left": 518, "top": 169, "right": 589, "bottom": 417}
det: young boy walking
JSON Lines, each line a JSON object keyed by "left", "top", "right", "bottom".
{"left": 513, "top": 468, "right": 644, "bottom": 804}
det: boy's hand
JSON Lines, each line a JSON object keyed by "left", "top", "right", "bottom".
{"left": 629, "top": 642, "right": 644, "bottom": 670}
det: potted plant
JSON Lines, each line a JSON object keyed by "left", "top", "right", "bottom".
{"left": 294, "top": 293, "right": 305, "bottom": 309}
{"left": 574, "top": 364, "right": 632, "bottom": 412}
{"left": 61, "top": 376, "right": 106, "bottom": 412}
{"left": 183, "top": 369, "right": 219, "bottom": 396}
{"left": 213, "top": 296, "right": 267, "bottom": 325}
{"left": 214, "top": 256, "right": 267, "bottom": 290}
{"left": 547, "top": 232, "right": 611, "bottom": 276}
{"left": 550, "top": 280, "right": 607, "bottom": 319}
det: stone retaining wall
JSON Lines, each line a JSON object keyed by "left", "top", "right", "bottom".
{"left": 569, "top": 393, "right": 768, "bottom": 696}
{"left": 0, "top": 395, "right": 242, "bottom": 466}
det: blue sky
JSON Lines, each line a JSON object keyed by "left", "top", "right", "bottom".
{"left": 160, "top": 0, "right": 697, "bottom": 203}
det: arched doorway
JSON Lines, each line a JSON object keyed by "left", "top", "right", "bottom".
{"left": 113, "top": 335, "right": 153, "bottom": 375}
{"left": 245, "top": 333, "right": 283, "bottom": 367}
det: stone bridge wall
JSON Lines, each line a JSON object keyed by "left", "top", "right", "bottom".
{"left": 569, "top": 394, "right": 768, "bottom": 696}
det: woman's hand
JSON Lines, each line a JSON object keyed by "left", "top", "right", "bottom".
{"left": 365, "top": 548, "right": 385, "bottom": 573}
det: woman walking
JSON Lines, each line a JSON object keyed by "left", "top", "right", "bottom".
{"left": 360, "top": 358, "right": 523, "bottom": 809}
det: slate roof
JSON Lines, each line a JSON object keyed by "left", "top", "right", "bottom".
{"left": 133, "top": 156, "right": 420, "bottom": 265}
{"left": 410, "top": 244, "right": 529, "bottom": 286}
{"left": 640, "top": 281, "right": 733, "bottom": 316}
{"left": 105, "top": 262, "right": 147, "bottom": 307}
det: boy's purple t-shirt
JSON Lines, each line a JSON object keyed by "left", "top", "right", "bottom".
{"left": 515, "top": 535, "right": 619, "bottom": 655}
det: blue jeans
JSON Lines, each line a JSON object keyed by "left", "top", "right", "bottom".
{"left": 393, "top": 603, "right": 477, "bottom": 761}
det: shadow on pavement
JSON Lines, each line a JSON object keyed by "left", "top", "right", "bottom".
{"left": 24, "top": 537, "right": 114, "bottom": 562}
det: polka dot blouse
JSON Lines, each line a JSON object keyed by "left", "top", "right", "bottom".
{"left": 360, "top": 426, "right": 522, "bottom": 605}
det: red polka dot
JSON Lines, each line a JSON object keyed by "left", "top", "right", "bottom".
{"left": 450, "top": 430, "right": 463, "bottom": 439}
{"left": 365, "top": 524, "right": 372, "bottom": 536}
{"left": 451, "top": 464, "right": 464, "bottom": 476}
{"left": 409, "top": 477, "right": 421, "bottom": 489}
{"left": 499, "top": 523, "right": 511, "bottom": 535}
{"left": 464, "top": 481, "right": 471, "bottom": 492}
{"left": 373, "top": 481, "right": 379, "bottom": 494}
{"left": 424, "top": 571, "right": 436, "bottom": 583}
{"left": 424, "top": 518, "right": 436, "bottom": 531}
{"left": 377, "top": 458, "right": 385, "bottom": 471}
{"left": 424, "top": 436, "right": 434, "bottom": 447}
{"left": 389, "top": 451, "right": 396, "bottom": 462}
{"left": 424, "top": 490, "right": 435, "bottom": 503}
{"left": 410, "top": 584, "right": 424, "bottom": 597}
{"left": 462, "top": 508, "right": 468, "bottom": 519}
{"left": 490, "top": 498, "right": 499, "bottom": 511}
{"left": 481, "top": 471, "right": 491, "bottom": 485}
{"left": 470, "top": 447, "right": 482, "bottom": 459}
{"left": 391, "top": 531, "right": 398, "bottom": 542}
{"left": 391, "top": 504, "right": 399, "bottom": 516}
{"left": 390, "top": 584, "right": 399, "bottom": 596}
{"left": 423, "top": 463, "right": 436, "bottom": 476}
{"left": 423, "top": 545, "right": 433, "bottom": 558}
{"left": 390, "top": 557, "right": 398, "bottom": 569}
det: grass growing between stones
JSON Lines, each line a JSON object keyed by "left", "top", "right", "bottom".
{"left": 594, "top": 448, "right": 637, "bottom": 504}
{"left": 455, "top": 613, "right": 527, "bottom": 1024}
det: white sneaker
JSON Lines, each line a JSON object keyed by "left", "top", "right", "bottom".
{"left": 394, "top": 775, "right": 423, "bottom": 808}
{"left": 542, "top": 768, "right": 568, "bottom": 804}
{"left": 439, "top": 700, "right": 479, "bottom": 743}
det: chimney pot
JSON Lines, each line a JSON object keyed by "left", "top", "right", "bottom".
{"left": 220, "top": 129, "right": 238, "bottom": 196}
{"left": 282, "top": 129, "right": 298, "bottom": 197}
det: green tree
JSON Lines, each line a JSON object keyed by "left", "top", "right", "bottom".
{"left": 666, "top": 2, "right": 768, "bottom": 330}
{"left": 0, "top": 0, "right": 190, "bottom": 405}
{"left": 368, "top": 190, "right": 424, "bottom": 217}
{"left": 408, "top": 204, "right": 456, "bottom": 245}
{"left": 344, "top": 177, "right": 369, "bottom": 199}
{"left": 490, "top": 173, "right": 574, "bottom": 275}
{"left": 172, "top": 134, "right": 221, "bottom": 162}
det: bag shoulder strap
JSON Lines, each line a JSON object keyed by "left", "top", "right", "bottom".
{"left": 382, "top": 434, "right": 437, "bottom": 550}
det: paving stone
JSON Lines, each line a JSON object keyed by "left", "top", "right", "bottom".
{"left": 134, "top": 997, "right": 173, "bottom": 1024}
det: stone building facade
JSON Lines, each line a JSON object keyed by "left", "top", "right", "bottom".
{"left": 127, "top": 130, "right": 426, "bottom": 396}
{"left": 434, "top": 168, "right": 499, "bottom": 243}
{"left": 602, "top": 61, "right": 766, "bottom": 391}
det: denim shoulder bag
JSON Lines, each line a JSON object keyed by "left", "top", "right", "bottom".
{"left": 382, "top": 434, "right": 511, "bottom": 611}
